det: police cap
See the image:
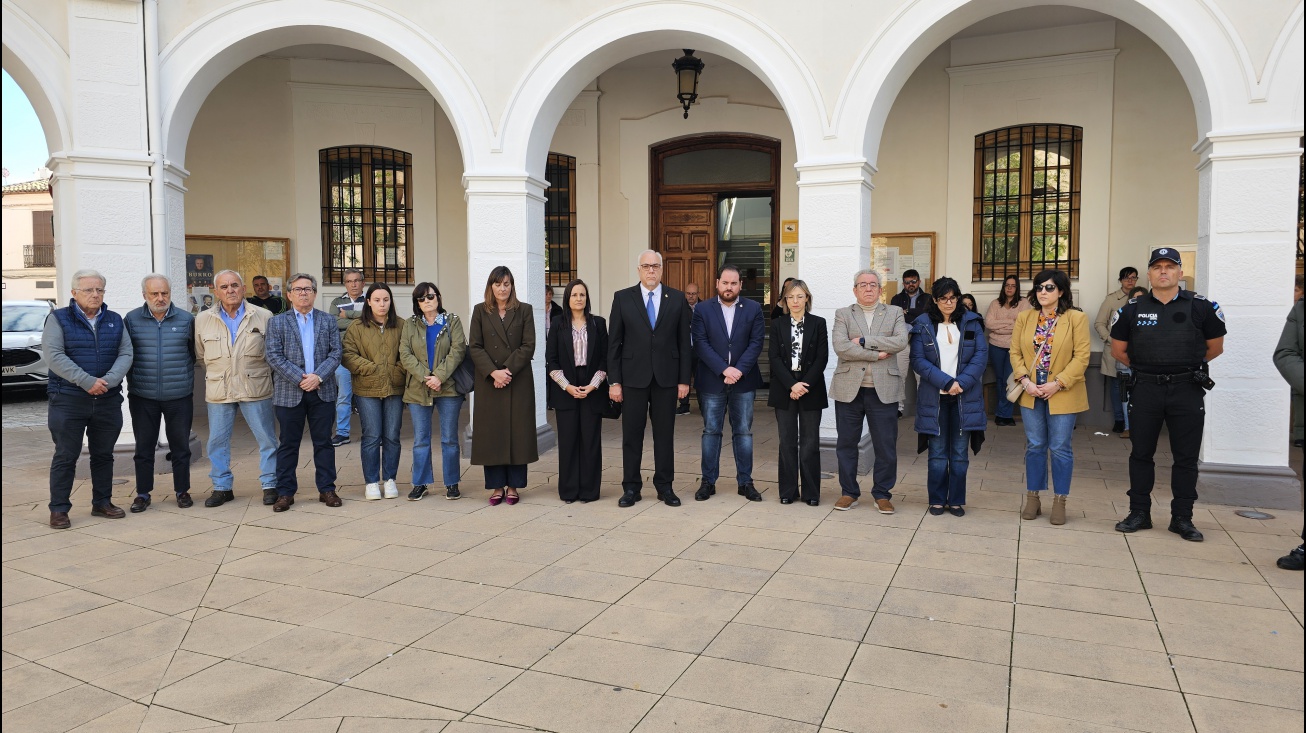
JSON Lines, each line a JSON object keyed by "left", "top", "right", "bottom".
{"left": 1148, "top": 248, "right": 1182, "bottom": 266}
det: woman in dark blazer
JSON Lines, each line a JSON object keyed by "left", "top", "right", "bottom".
{"left": 468, "top": 266, "right": 539, "bottom": 505}
{"left": 768, "top": 279, "right": 828, "bottom": 506}
{"left": 546, "top": 279, "right": 608, "bottom": 503}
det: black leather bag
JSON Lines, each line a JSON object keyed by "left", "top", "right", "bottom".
{"left": 601, "top": 396, "right": 622, "bottom": 420}
{"left": 452, "top": 353, "right": 476, "bottom": 395}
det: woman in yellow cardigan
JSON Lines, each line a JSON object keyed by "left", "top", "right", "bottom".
{"left": 1009, "top": 270, "right": 1090, "bottom": 525}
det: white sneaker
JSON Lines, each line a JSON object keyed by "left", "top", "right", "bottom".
{"left": 364, "top": 482, "right": 382, "bottom": 500}
{"left": 383, "top": 479, "right": 399, "bottom": 499}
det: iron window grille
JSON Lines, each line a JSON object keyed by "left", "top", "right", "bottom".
{"left": 320, "top": 146, "right": 414, "bottom": 285}
{"left": 545, "top": 152, "right": 578, "bottom": 287}
{"left": 973, "top": 124, "right": 1082, "bottom": 280}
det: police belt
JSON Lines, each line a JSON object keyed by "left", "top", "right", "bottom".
{"left": 1131, "top": 370, "right": 1200, "bottom": 384}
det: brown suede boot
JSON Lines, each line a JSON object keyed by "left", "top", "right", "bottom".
{"left": 1021, "top": 491, "right": 1041, "bottom": 520}
{"left": 1050, "top": 495, "right": 1067, "bottom": 526}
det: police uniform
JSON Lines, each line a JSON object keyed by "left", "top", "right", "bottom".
{"left": 1109, "top": 249, "right": 1226, "bottom": 537}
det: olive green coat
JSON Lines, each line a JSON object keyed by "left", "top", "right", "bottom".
{"left": 341, "top": 319, "right": 405, "bottom": 398}
{"left": 399, "top": 312, "right": 467, "bottom": 405}
{"left": 467, "top": 303, "right": 538, "bottom": 466}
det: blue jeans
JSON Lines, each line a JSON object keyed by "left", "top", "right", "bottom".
{"left": 1021, "top": 398, "right": 1077, "bottom": 495}
{"left": 927, "top": 395, "right": 969, "bottom": 506}
{"left": 335, "top": 364, "right": 353, "bottom": 436}
{"left": 699, "top": 387, "right": 755, "bottom": 485}
{"left": 989, "top": 345, "right": 1015, "bottom": 419}
{"left": 357, "top": 395, "right": 402, "bottom": 483}
{"left": 206, "top": 399, "right": 278, "bottom": 490}
{"left": 409, "top": 396, "right": 464, "bottom": 487}
{"left": 1106, "top": 375, "right": 1127, "bottom": 423}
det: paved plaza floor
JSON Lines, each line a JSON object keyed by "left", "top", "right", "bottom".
{"left": 2, "top": 390, "right": 1303, "bottom": 732}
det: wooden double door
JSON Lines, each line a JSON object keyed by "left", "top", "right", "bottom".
{"left": 657, "top": 193, "right": 716, "bottom": 293}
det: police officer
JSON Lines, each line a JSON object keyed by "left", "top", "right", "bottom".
{"left": 1109, "top": 248, "right": 1225, "bottom": 542}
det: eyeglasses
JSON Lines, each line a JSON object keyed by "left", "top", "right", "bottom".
{"left": 855, "top": 282, "right": 880, "bottom": 290}
{"left": 1035, "top": 284, "right": 1059, "bottom": 293}
{"left": 75, "top": 288, "right": 107, "bottom": 295}
{"left": 902, "top": 279, "right": 919, "bottom": 286}
{"left": 417, "top": 293, "right": 438, "bottom": 302}
{"left": 638, "top": 264, "right": 663, "bottom": 271}
{"left": 937, "top": 296, "right": 958, "bottom": 304}
{"left": 289, "top": 287, "right": 315, "bottom": 294}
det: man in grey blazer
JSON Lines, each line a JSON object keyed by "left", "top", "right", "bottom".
{"left": 266, "top": 273, "right": 344, "bottom": 512}
{"left": 831, "top": 269, "right": 909, "bottom": 513}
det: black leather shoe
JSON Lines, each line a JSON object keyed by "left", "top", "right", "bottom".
{"left": 806, "top": 498, "right": 820, "bottom": 507}
{"left": 272, "top": 495, "right": 294, "bottom": 512}
{"left": 1115, "top": 510, "right": 1153, "bottom": 533}
{"left": 262, "top": 488, "right": 278, "bottom": 506}
{"left": 738, "top": 484, "right": 763, "bottom": 501}
{"left": 694, "top": 480, "right": 716, "bottom": 501}
{"left": 130, "top": 496, "right": 150, "bottom": 513}
{"left": 204, "top": 490, "right": 234, "bottom": 508}
{"left": 175, "top": 492, "right": 193, "bottom": 508}
{"left": 1112, "top": 420, "right": 1126, "bottom": 433}
{"left": 1168, "top": 517, "right": 1204, "bottom": 542}
{"left": 91, "top": 503, "right": 126, "bottom": 519}
{"left": 779, "top": 497, "right": 794, "bottom": 505}
{"left": 1277, "top": 545, "right": 1305, "bottom": 571}
{"left": 658, "top": 490, "right": 682, "bottom": 507}
{"left": 618, "top": 491, "right": 641, "bottom": 508}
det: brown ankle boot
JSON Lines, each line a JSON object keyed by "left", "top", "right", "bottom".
{"left": 1021, "top": 492, "right": 1041, "bottom": 520}
{"left": 1050, "top": 495, "right": 1067, "bottom": 525}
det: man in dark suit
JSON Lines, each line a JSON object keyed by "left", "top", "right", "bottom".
{"left": 691, "top": 265, "right": 765, "bottom": 502}
{"left": 608, "top": 249, "right": 692, "bottom": 507}
{"left": 265, "top": 273, "right": 344, "bottom": 512}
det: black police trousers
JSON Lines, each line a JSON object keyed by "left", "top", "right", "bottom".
{"left": 1126, "top": 379, "right": 1204, "bottom": 518}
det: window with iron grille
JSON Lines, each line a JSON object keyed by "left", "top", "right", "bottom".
{"left": 320, "top": 146, "right": 413, "bottom": 285}
{"left": 26, "top": 210, "right": 55, "bottom": 268}
{"left": 545, "top": 152, "right": 577, "bottom": 287}
{"left": 973, "top": 124, "right": 1082, "bottom": 280}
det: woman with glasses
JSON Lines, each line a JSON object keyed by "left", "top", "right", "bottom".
{"left": 984, "top": 275, "right": 1031, "bottom": 427}
{"left": 399, "top": 282, "right": 467, "bottom": 501}
{"left": 768, "top": 279, "right": 828, "bottom": 505}
{"left": 1094, "top": 267, "right": 1140, "bottom": 433}
{"left": 343, "top": 283, "right": 406, "bottom": 500}
{"left": 468, "top": 266, "right": 539, "bottom": 505}
{"left": 546, "top": 279, "right": 608, "bottom": 503}
{"left": 910, "top": 277, "right": 988, "bottom": 516}
{"left": 1010, "top": 269, "right": 1090, "bottom": 525}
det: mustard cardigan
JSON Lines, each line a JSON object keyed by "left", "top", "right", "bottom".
{"left": 1008, "top": 308, "right": 1091, "bottom": 415}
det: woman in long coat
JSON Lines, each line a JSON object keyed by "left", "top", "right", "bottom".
{"left": 467, "top": 266, "right": 539, "bottom": 505}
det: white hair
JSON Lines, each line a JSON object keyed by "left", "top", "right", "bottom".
{"left": 140, "top": 273, "right": 170, "bottom": 292}
{"left": 71, "top": 269, "right": 106, "bottom": 288}
{"left": 638, "top": 249, "right": 663, "bottom": 266}
{"left": 214, "top": 269, "right": 244, "bottom": 286}
{"left": 853, "top": 269, "right": 880, "bottom": 286}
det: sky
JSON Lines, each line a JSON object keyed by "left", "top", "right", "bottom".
{"left": 2, "top": 70, "right": 50, "bottom": 185}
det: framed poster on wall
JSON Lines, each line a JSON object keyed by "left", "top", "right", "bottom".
{"left": 870, "top": 231, "right": 937, "bottom": 301}
{"left": 184, "top": 236, "right": 291, "bottom": 314}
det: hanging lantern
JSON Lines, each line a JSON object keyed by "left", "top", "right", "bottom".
{"left": 672, "top": 49, "right": 704, "bottom": 119}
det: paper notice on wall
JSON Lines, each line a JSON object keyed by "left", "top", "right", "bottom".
{"left": 874, "top": 247, "right": 898, "bottom": 284}
{"left": 264, "top": 241, "right": 285, "bottom": 260}
{"left": 897, "top": 254, "right": 916, "bottom": 275}
{"left": 912, "top": 238, "right": 932, "bottom": 280}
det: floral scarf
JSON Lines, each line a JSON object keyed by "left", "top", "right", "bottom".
{"left": 1033, "top": 312, "right": 1058, "bottom": 371}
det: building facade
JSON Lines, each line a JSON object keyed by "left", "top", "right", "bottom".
{"left": 1, "top": 178, "right": 57, "bottom": 301}
{"left": 3, "top": 0, "right": 1302, "bottom": 500}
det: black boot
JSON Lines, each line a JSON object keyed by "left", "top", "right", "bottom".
{"left": 1167, "top": 517, "right": 1204, "bottom": 542}
{"left": 1114, "top": 510, "right": 1152, "bottom": 533}
{"left": 204, "top": 490, "right": 235, "bottom": 508}
{"left": 1276, "top": 545, "right": 1305, "bottom": 571}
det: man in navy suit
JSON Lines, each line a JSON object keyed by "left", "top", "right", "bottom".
{"left": 608, "top": 250, "right": 692, "bottom": 507}
{"left": 691, "top": 265, "right": 766, "bottom": 502}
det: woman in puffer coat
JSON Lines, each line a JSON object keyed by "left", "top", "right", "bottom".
{"left": 910, "top": 276, "right": 988, "bottom": 517}
{"left": 342, "top": 283, "right": 406, "bottom": 501}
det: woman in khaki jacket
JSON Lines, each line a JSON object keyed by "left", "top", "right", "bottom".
{"left": 399, "top": 282, "right": 467, "bottom": 501}
{"left": 343, "top": 283, "right": 406, "bottom": 501}
{"left": 1010, "top": 269, "right": 1090, "bottom": 525}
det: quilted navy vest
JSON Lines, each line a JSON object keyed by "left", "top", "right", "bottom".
{"left": 47, "top": 301, "right": 125, "bottom": 397}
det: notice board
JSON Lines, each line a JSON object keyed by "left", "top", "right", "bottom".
{"left": 870, "top": 231, "right": 937, "bottom": 301}
{"left": 184, "top": 235, "right": 291, "bottom": 314}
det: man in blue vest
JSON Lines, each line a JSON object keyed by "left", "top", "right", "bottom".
{"left": 42, "top": 269, "right": 134, "bottom": 528}
{"left": 124, "top": 274, "right": 196, "bottom": 512}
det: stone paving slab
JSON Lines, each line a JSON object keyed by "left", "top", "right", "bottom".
{"left": 2, "top": 391, "right": 1303, "bottom": 732}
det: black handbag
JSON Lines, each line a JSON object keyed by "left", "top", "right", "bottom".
{"left": 452, "top": 353, "right": 476, "bottom": 395}
{"left": 601, "top": 397, "right": 622, "bottom": 420}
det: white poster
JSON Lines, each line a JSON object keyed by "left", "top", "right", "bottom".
{"left": 912, "top": 237, "right": 932, "bottom": 280}
{"left": 874, "top": 247, "right": 898, "bottom": 284}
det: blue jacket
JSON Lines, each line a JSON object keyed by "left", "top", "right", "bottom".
{"left": 124, "top": 304, "right": 196, "bottom": 401}
{"left": 691, "top": 296, "right": 765, "bottom": 393}
{"left": 910, "top": 310, "right": 988, "bottom": 436}
{"left": 46, "top": 301, "right": 126, "bottom": 397}
{"left": 266, "top": 308, "right": 342, "bottom": 408}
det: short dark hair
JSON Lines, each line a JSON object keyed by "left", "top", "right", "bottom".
{"left": 561, "top": 279, "right": 591, "bottom": 319}
{"left": 411, "top": 281, "right": 444, "bottom": 316}
{"left": 252, "top": 275, "right": 269, "bottom": 284}
{"left": 1027, "top": 269, "right": 1075, "bottom": 314}
{"left": 718, "top": 264, "right": 742, "bottom": 280}
{"left": 1119, "top": 267, "right": 1139, "bottom": 281}
{"left": 1128, "top": 285, "right": 1148, "bottom": 300}
{"left": 361, "top": 283, "right": 400, "bottom": 329}
{"left": 902, "top": 269, "right": 921, "bottom": 281}
{"left": 924, "top": 277, "right": 961, "bottom": 323}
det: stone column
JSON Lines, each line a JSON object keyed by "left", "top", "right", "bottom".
{"left": 1194, "top": 132, "right": 1302, "bottom": 508}
{"left": 463, "top": 174, "right": 556, "bottom": 454}
{"left": 795, "top": 160, "right": 875, "bottom": 473}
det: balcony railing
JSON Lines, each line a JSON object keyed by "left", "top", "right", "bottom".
{"left": 23, "top": 244, "right": 55, "bottom": 268}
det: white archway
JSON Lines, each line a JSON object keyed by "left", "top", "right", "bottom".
{"left": 158, "top": 0, "right": 491, "bottom": 171}
{"left": 495, "top": 0, "right": 830, "bottom": 179}
{"left": 1, "top": 1, "right": 71, "bottom": 157}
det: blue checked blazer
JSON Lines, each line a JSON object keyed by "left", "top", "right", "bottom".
{"left": 265, "top": 308, "right": 342, "bottom": 408}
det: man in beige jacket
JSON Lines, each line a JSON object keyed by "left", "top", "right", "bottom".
{"left": 831, "top": 269, "right": 909, "bottom": 513}
{"left": 1093, "top": 266, "right": 1138, "bottom": 433}
{"left": 196, "top": 270, "right": 279, "bottom": 507}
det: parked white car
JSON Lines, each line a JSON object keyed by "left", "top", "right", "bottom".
{"left": 3, "top": 300, "right": 54, "bottom": 392}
